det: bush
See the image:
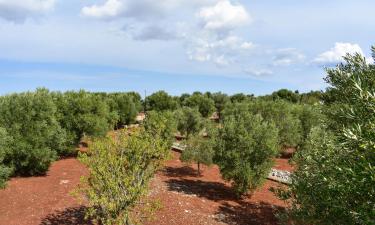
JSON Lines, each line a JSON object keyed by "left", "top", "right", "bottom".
{"left": 78, "top": 128, "right": 170, "bottom": 224}
{"left": 276, "top": 48, "right": 375, "bottom": 224}
{"left": 214, "top": 107, "right": 279, "bottom": 196}
{"left": 0, "top": 88, "right": 68, "bottom": 175}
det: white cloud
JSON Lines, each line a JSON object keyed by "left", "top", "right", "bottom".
{"left": 81, "top": 0, "right": 125, "bottom": 19}
{"left": 244, "top": 68, "right": 273, "bottom": 76}
{"left": 187, "top": 35, "right": 255, "bottom": 66}
{"left": 197, "top": 0, "right": 251, "bottom": 34}
{"left": 82, "top": 0, "right": 220, "bottom": 20}
{"left": 273, "top": 48, "right": 305, "bottom": 66}
{"left": 313, "top": 42, "right": 364, "bottom": 64}
{"left": 0, "top": 0, "right": 55, "bottom": 22}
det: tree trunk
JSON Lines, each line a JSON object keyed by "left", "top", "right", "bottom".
{"left": 197, "top": 162, "right": 201, "bottom": 176}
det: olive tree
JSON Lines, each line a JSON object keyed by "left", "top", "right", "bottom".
{"left": 183, "top": 93, "right": 215, "bottom": 117}
{"left": 181, "top": 122, "right": 217, "bottom": 175}
{"left": 146, "top": 91, "right": 178, "bottom": 111}
{"left": 276, "top": 48, "right": 375, "bottom": 224}
{"left": 54, "top": 90, "right": 116, "bottom": 145}
{"left": 78, "top": 119, "right": 171, "bottom": 224}
{"left": 214, "top": 106, "right": 279, "bottom": 196}
{"left": 0, "top": 88, "right": 69, "bottom": 175}
{"left": 175, "top": 107, "right": 203, "bottom": 139}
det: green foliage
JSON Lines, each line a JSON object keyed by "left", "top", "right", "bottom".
{"left": 0, "top": 88, "right": 68, "bottom": 175}
{"left": 108, "top": 93, "right": 138, "bottom": 126}
{"left": 212, "top": 92, "right": 230, "bottom": 118}
{"left": 54, "top": 90, "right": 116, "bottom": 144}
{"left": 175, "top": 107, "right": 203, "bottom": 139}
{"left": 271, "top": 89, "right": 300, "bottom": 103}
{"left": 183, "top": 93, "right": 215, "bottom": 117}
{"left": 277, "top": 48, "right": 375, "bottom": 224}
{"left": 214, "top": 108, "right": 279, "bottom": 196}
{"left": 146, "top": 91, "right": 178, "bottom": 111}
{"left": 78, "top": 128, "right": 170, "bottom": 225}
{"left": 143, "top": 111, "right": 176, "bottom": 147}
{"left": 181, "top": 122, "right": 217, "bottom": 175}
{"left": 0, "top": 128, "right": 13, "bottom": 188}
{"left": 297, "top": 104, "right": 323, "bottom": 141}
{"left": 224, "top": 101, "right": 302, "bottom": 148}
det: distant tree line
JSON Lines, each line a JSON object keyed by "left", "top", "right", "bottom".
{"left": 0, "top": 90, "right": 142, "bottom": 188}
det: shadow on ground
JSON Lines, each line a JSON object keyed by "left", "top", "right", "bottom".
{"left": 166, "top": 178, "right": 238, "bottom": 201}
{"left": 40, "top": 206, "right": 92, "bottom": 225}
{"left": 215, "top": 201, "right": 284, "bottom": 225}
{"left": 162, "top": 166, "right": 199, "bottom": 178}
{"left": 166, "top": 166, "right": 285, "bottom": 225}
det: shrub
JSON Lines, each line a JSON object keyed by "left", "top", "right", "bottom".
{"left": 214, "top": 108, "right": 279, "bottom": 196}
{"left": 78, "top": 128, "right": 170, "bottom": 225}
{"left": 0, "top": 88, "right": 68, "bottom": 175}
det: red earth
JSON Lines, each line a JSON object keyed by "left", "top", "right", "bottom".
{"left": 0, "top": 152, "right": 293, "bottom": 225}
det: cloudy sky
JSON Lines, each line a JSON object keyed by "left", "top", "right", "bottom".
{"left": 0, "top": 0, "right": 374, "bottom": 95}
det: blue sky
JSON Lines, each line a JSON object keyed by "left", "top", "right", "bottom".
{"left": 0, "top": 0, "right": 374, "bottom": 96}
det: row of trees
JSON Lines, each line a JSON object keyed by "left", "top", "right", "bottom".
{"left": 145, "top": 89, "right": 322, "bottom": 117}
{"left": 0, "top": 90, "right": 142, "bottom": 187}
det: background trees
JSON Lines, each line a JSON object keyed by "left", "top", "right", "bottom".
{"left": 214, "top": 106, "right": 279, "bottom": 196}
{"left": 54, "top": 90, "right": 116, "bottom": 145}
{"left": 175, "top": 107, "right": 203, "bottom": 139}
{"left": 146, "top": 91, "right": 178, "bottom": 111}
{"left": 277, "top": 48, "right": 375, "bottom": 224}
{"left": 182, "top": 93, "right": 215, "bottom": 117}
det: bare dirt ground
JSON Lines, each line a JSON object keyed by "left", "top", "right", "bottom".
{"left": 0, "top": 152, "right": 292, "bottom": 225}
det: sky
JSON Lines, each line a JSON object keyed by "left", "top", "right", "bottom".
{"left": 0, "top": 0, "right": 374, "bottom": 96}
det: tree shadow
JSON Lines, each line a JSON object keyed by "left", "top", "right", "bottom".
{"left": 40, "top": 206, "right": 92, "bottom": 225}
{"left": 162, "top": 166, "right": 199, "bottom": 178}
{"left": 215, "top": 201, "right": 284, "bottom": 225}
{"left": 166, "top": 178, "right": 238, "bottom": 201}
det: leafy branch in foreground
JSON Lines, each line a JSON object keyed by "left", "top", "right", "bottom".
{"left": 276, "top": 47, "right": 375, "bottom": 225}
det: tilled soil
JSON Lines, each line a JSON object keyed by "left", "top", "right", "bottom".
{"left": 0, "top": 152, "right": 292, "bottom": 225}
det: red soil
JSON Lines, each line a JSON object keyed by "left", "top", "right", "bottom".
{"left": 0, "top": 152, "right": 293, "bottom": 225}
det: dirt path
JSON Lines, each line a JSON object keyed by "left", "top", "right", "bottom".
{"left": 0, "top": 158, "right": 88, "bottom": 225}
{"left": 0, "top": 152, "right": 292, "bottom": 225}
